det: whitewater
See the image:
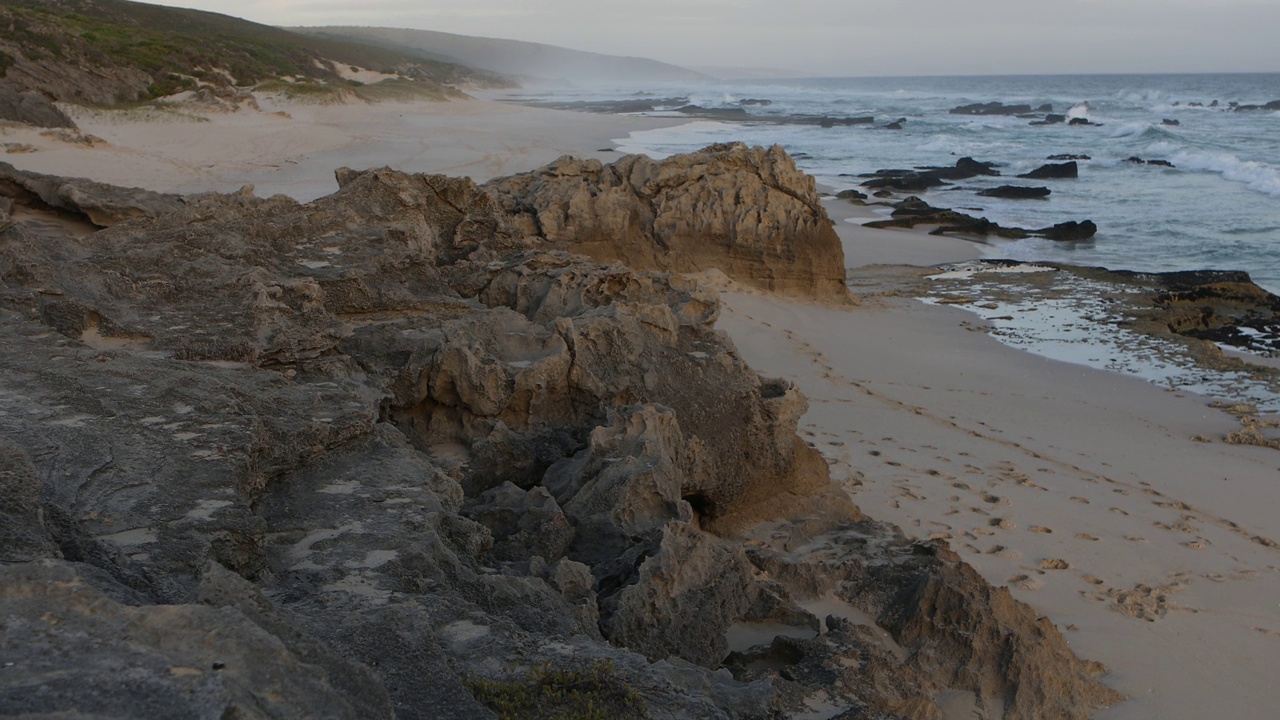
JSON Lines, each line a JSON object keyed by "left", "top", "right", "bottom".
{"left": 555, "top": 73, "right": 1280, "bottom": 292}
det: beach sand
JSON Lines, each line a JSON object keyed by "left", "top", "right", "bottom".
{"left": 0, "top": 91, "right": 682, "bottom": 200}
{"left": 5, "top": 92, "right": 1277, "bottom": 719}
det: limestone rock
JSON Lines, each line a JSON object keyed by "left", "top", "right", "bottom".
{"left": 0, "top": 165, "right": 1121, "bottom": 719}
{"left": 485, "top": 142, "right": 850, "bottom": 302}
{"left": 0, "top": 561, "right": 378, "bottom": 719}
{"left": 0, "top": 81, "right": 77, "bottom": 129}
{"left": 0, "top": 161, "right": 187, "bottom": 226}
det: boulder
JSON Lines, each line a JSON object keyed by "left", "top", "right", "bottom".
{"left": 1034, "top": 219, "right": 1098, "bottom": 241}
{"left": 1162, "top": 118, "right": 1181, "bottom": 126}
{"left": 977, "top": 185, "right": 1051, "bottom": 199}
{"left": 1017, "top": 161, "right": 1078, "bottom": 179}
{"left": 836, "top": 188, "right": 868, "bottom": 202}
{"left": 1047, "top": 153, "right": 1090, "bottom": 161}
{"left": 1029, "top": 113, "right": 1066, "bottom": 126}
{"left": 0, "top": 82, "right": 77, "bottom": 129}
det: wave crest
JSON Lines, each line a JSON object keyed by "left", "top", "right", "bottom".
{"left": 1171, "top": 149, "right": 1280, "bottom": 197}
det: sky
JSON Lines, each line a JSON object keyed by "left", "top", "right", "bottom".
{"left": 145, "top": 0, "right": 1280, "bottom": 76}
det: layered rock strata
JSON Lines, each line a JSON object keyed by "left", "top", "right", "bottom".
{"left": 485, "top": 142, "right": 851, "bottom": 303}
{"left": 0, "top": 152, "right": 1119, "bottom": 718}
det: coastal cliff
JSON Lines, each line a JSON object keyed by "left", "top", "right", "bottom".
{"left": 0, "top": 148, "right": 1119, "bottom": 718}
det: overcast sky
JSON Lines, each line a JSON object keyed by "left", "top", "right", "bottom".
{"left": 147, "top": 0, "right": 1279, "bottom": 76}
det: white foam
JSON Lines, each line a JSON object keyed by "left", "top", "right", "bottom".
{"left": 1171, "top": 149, "right": 1280, "bottom": 197}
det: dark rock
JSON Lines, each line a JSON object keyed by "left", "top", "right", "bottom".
{"left": 1125, "top": 156, "right": 1147, "bottom": 164}
{"left": 836, "top": 188, "right": 868, "bottom": 202}
{"left": 1030, "top": 113, "right": 1067, "bottom": 126}
{"left": 1162, "top": 118, "right": 1181, "bottom": 126}
{"left": 1017, "top": 161, "right": 1078, "bottom": 179}
{"left": 0, "top": 82, "right": 77, "bottom": 129}
{"left": 1068, "top": 117, "right": 1093, "bottom": 126}
{"left": 1048, "top": 154, "right": 1090, "bottom": 161}
{"left": 1266, "top": 100, "right": 1280, "bottom": 110}
{"left": 872, "top": 189, "right": 894, "bottom": 198}
{"left": 861, "top": 175, "right": 948, "bottom": 192}
{"left": 738, "top": 98, "right": 773, "bottom": 106}
{"left": 884, "top": 118, "right": 905, "bottom": 130}
{"left": 949, "top": 102, "right": 1033, "bottom": 116}
{"left": 675, "top": 104, "right": 750, "bottom": 119}
{"left": 865, "top": 197, "right": 1029, "bottom": 239}
{"left": 955, "top": 156, "right": 1001, "bottom": 177}
{"left": 1034, "top": 219, "right": 1098, "bottom": 241}
{"left": 1036, "top": 103, "right": 1054, "bottom": 112}
{"left": 977, "top": 185, "right": 1051, "bottom": 199}
{"left": 1147, "top": 159, "right": 1176, "bottom": 168}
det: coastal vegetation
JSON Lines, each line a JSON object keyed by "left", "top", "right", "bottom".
{"left": 0, "top": 0, "right": 511, "bottom": 106}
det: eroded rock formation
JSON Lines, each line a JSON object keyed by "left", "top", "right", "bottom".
{"left": 485, "top": 142, "right": 851, "bottom": 303}
{"left": 0, "top": 156, "right": 1121, "bottom": 718}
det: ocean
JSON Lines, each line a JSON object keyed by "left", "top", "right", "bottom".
{"left": 525, "top": 73, "right": 1280, "bottom": 292}
{"left": 507, "top": 74, "right": 1280, "bottom": 412}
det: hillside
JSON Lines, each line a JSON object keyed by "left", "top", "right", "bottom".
{"left": 0, "top": 0, "right": 512, "bottom": 114}
{"left": 296, "top": 26, "right": 710, "bottom": 86}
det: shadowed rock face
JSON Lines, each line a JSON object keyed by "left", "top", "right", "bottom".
{"left": 485, "top": 142, "right": 851, "bottom": 303}
{"left": 0, "top": 160, "right": 1120, "bottom": 718}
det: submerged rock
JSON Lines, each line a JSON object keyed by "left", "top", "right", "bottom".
{"left": 978, "top": 185, "right": 1051, "bottom": 199}
{"left": 1018, "top": 161, "right": 1079, "bottom": 179}
{"left": 950, "top": 101, "right": 1034, "bottom": 116}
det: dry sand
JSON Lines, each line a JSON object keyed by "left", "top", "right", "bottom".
{"left": 0, "top": 91, "right": 681, "bottom": 200}
{"left": 5, "top": 91, "right": 1277, "bottom": 719}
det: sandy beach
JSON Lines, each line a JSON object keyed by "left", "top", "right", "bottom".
{"left": 4, "top": 91, "right": 1277, "bottom": 719}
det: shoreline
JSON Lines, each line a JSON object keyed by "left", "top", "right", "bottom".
{"left": 4, "top": 92, "right": 1279, "bottom": 718}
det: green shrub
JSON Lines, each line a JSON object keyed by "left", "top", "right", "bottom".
{"left": 466, "top": 660, "right": 646, "bottom": 720}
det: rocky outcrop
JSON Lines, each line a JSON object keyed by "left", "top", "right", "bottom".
{"left": 0, "top": 81, "right": 77, "bottom": 129}
{"left": 866, "top": 196, "right": 1096, "bottom": 242}
{"left": 1035, "top": 219, "right": 1098, "bottom": 241}
{"left": 0, "top": 165, "right": 1120, "bottom": 718}
{"left": 1018, "top": 161, "right": 1079, "bottom": 179}
{"left": 485, "top": 142, "right": 850, "bottom": 302}
{"left": 950, "top": 101, "right": 1034, "bottom": 116}
{"left": 0, "top": 161, "right": 188, "bottom": 226}
{"left": 855, "top": 157, "right": 1001, "bottom": 195}
{"left": 978, "top": 185, "right": 1051, "bottom": 199}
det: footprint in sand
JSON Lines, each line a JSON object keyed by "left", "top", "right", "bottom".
{"left": 989, "top": 517, "right": 1014, "bottom": 529}
{"left": 1082, "top": 575, "right": 1105, "bottom": 586}
{"left": 1069, "top": 496, "right": 1091, "bottom": 504}
{"left": 1181, "top": 539, "right": 1208, "bottom": 550}
{"left": 1007, "top": 574, "right": 1044, "bottom": 591}
{"left": 1110, "top": 507, "right": 1130, "bottom": 516}
{"left": 981, "top": 493, "right": 1006, "bottom": 505}
{"left": 1029, "top": 526, "right": 1053, "bottom": 534}
{"left": 1039, "top": 558, "right": 1071, "bottom": 570}
{"left": 1075, "top": 533, "right": 1100, "bottom": 542}
{"left": 1124, "top": 535, "right": 1148, "bottom": 543}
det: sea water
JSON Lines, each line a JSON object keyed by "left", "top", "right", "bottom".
{"left": 535, "top": 74, "right": 1280, "bottom": 292}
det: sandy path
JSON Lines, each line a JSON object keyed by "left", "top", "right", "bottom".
{"left": 713, "top": 201, "right": 1280, "bottom": 719}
